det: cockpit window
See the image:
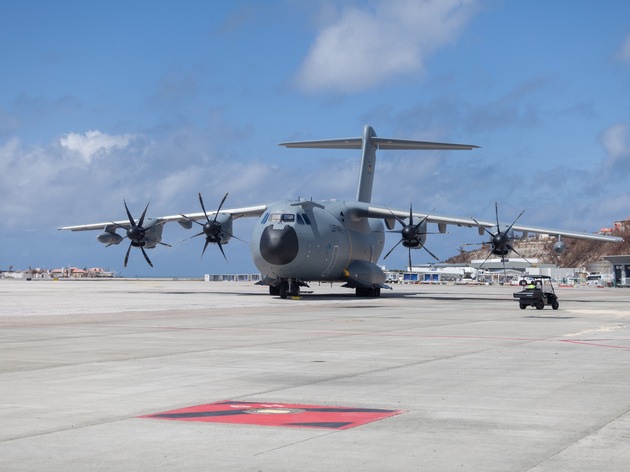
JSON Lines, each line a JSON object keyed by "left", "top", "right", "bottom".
{"left": 301, "top": 213, "right": 311, "bottom": 225}
{"left": 269, "top": 213, "right": 295, "bottom": 223}
{"left": 261, "top": 213, "right": 270, "bottom": 224}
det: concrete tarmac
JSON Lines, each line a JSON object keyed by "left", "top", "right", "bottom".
{"left": 1, "top": 279, "right": 629, "bottom": 471}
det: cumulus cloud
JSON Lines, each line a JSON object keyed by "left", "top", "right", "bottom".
{"left": 59, "top": 130, "right": 139, "bottom": 163}
{"left": 295, "top": 0, "right": 478, "bottom": 93}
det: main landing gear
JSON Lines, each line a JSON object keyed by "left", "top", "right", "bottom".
{"left": 269, "top": 280, "right": 382, "bottom": 298}
{"left": 355, "top": 286, "right": 381, "bottom": 297}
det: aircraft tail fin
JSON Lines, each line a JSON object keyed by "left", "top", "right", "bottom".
{"left": 279, "top": 125, "right": 478, "bottom": 203}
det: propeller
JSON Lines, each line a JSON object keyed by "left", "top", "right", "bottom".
{"left": 111, "top": 200, "right": 171, "bottom": 267}
{"left": 181, "top": 192, "right": 244, "bottom": 260}
{"left": 383, "top": 204, "right": 441, "bottom": 269}
{"left": 471, "top": 202, "right": 531, "bottom": 274}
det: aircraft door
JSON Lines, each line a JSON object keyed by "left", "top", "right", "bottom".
{"left": 321, "top": 245, "right": 339, "bottom": 278}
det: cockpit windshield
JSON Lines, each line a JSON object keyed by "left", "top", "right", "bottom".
{"left": 269, "top": 213, "right": 295, "bottom": 223}
{"left": 264, "top": 212, "right": 311, "bottom": 225}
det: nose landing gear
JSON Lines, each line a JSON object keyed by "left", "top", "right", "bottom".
{"left": 269, "top": 279, "right": 304, "bottom": 299}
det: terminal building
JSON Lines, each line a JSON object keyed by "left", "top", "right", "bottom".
{"left": 386, "top": 256, "right": 630, "bottom": 287}
{"left": 603, "top": 256, "right": 630, "bottom": 287}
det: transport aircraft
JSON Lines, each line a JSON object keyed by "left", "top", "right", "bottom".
{"left": 60, "top": 125, "right": 622, "bottom": 298}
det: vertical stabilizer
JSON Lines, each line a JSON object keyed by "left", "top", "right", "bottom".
{"left": 278, "top": 125, "right": 478, "bottom": 204}
{"left": 357, "top": 125, "right": 377, "bottom": 203}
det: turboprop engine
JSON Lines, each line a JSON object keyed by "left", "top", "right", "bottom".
{"left": 97, "top": 231, "right": 123, "bottom": 246}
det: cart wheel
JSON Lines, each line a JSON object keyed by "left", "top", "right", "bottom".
{"left": 535, "top": 300, "right": 545, "bottom": 310}
{"left": 519, "top": 303, "right": 527, "bottom": 310}
{"left": 552, "top": 301, "right": 559, "bottom": 310}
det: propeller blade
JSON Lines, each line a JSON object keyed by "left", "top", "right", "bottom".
{"left": 494, "top": 202, "right": 500, "bottom": 231}
{"left": 471, "top": 217, "right": 494, "bottom": 238}
{"left": 214, "top": 192, "right": 228, "bottom": 223}
{"left": 198, "top": 193, "right": 211, "bottom": 223}
{"left": 383, "top": 238, "right": 403, "bottom": 260}
{"left": 505, "top": 209, "right": 525, "bottom": 234}
{"left": 423, "top": 245, "right": 440, "bottom": 262}
{"left": 124, "top": 243, "right": 132, "bottom": 267}
{"left": 216, "top": 241, "right": 227, "bottom": 261}
{"left": 180, "top": 213, "right": 205, "bottom": 226}
{"left": 124, "top": 200, "right": 135, "bottom": 227}
{"left": 477, "top": 250, "right": 493, "bottom": 271}
{"left": 110, "top": 221, "right": 128, "bottom": 231}
{"left": 140, "top": 245, "right": 153, "bottom": 267}
{"left": 138, "top": 201, "right": 150, "bottom": 228}
{"left": 507, "top": 245, "right": 532, "bottom": 265}
{"left": 387, "top": 207, "right": 407, "bottom": 227}
{"left": 414, "top": 215, "right": 429, "bottom": 230}
{"left": 201, "top": 239, "right": 211, "bottom": 258}
{"left": 219, "top": 229, "right": 247, "bottom": 244}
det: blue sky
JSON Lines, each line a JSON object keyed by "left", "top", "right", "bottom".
{"left": 1, "top": 0, "right": 629, "bottom": 276}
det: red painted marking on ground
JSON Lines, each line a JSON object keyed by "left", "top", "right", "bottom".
{"left": 139, "top": 400, "right": 404, "bottom": 430}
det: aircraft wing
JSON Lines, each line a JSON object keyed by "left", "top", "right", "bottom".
{"left": 58, "top": 204, "right": 268, "bottom": 232}
{"left": 358, "top": 204, "right": 623, "bottom": 243}
{"left": 158, "top": 204, "right": 268, "bottom": 224}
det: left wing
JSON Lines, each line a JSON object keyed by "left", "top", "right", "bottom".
{"left": 351, "top": 204, "right": 623, "bottom": 243}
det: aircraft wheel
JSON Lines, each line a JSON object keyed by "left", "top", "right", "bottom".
{"left": 519, "top": 303, "right": 527, "bottom": 310}
{"left": 279, "top": 281, "right": 288, "bottom": 299}
{"left": 269, "top": 285, "right": 280, "bottom": 296}
{"left": 374, "top": 287, "right": 381, "bottom": 297}
{"left": 552, "top": 301, "right": 559, "bottom": 310}
{"left": 535, "top": 300, "right": 545, "bottom": 310}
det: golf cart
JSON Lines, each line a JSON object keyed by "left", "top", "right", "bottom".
{"left": 513, "top": 275, "right": 559, "bottom": 310}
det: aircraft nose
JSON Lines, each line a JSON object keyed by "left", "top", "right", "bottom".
{"left": 260, "top": 225, "right": 299, "bottom": 265}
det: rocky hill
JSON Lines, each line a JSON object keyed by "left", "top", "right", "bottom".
{"left": 445, "top": 227, "right": 630, "bottom": 268}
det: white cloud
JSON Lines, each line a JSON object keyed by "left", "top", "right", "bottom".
{"left": 295, "top": 0, "right": 478, "bottom": 93}
{"left": 59, "top": 130, "right": 138, "bottom": 163}
{"left": 617, "top": 33, "right": 630, "bottom": 62}
{"left": 599, "top": 123, "right": 630, "bottom": 168}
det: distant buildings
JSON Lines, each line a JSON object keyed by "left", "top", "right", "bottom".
{"left": 600, "top": 216, "right": 630, "bottom": 235}
{"left": 0, "top": 267, "right": 115, "bottom": 279}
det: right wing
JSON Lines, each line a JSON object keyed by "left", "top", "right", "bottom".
{"left": 58, "top": 204, "right": 268, "bottom": 232}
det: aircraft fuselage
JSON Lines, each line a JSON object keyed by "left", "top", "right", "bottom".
{"left": 251, "top": 200, "right": 385, "bottom": 283}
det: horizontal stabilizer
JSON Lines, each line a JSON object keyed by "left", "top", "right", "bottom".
{"left": 279, "top": 136, "right": 478, "bottom": 151}
{"left": 372, "top": 137, "right": 478, "bottom": 151}
{"left": 279, "top": 138, "right": 363, "bottom": 149}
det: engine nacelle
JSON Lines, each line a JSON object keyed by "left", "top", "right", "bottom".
{"left": 215, "top": 213, "right": 233, "bottom": 243}
{"left": 178, "top": 220, "right": 193, "bottom": 230}
{"left": 553, "top": 240, "right": 566, "bottom": 254}
{"left": 97, "top": 231, "right": 123, "bottom": 246}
